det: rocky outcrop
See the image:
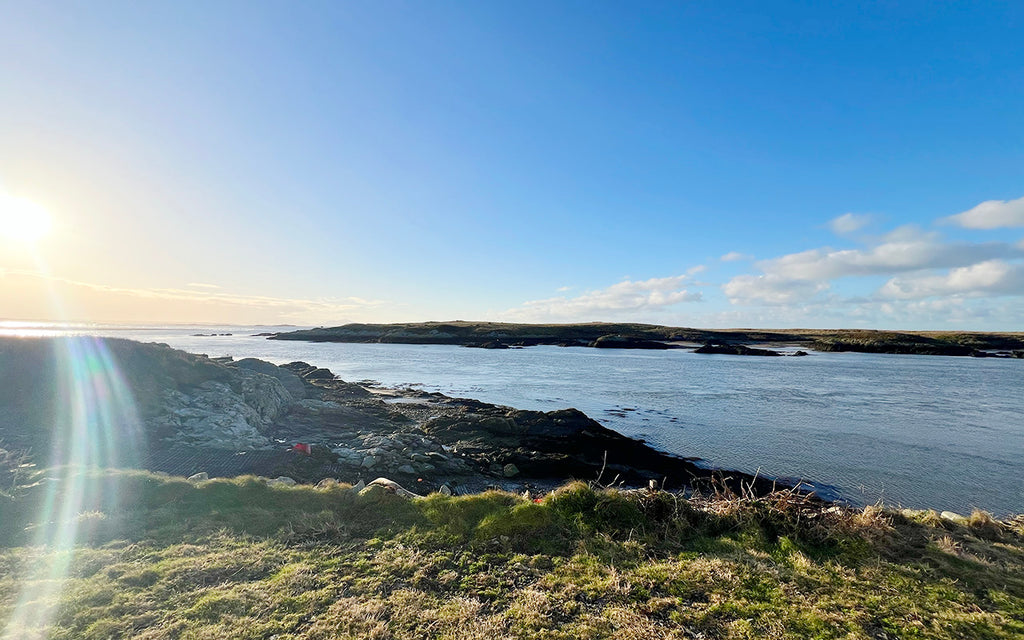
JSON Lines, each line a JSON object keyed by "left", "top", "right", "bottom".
{"left": 465, "top": 341, "right": 510, "bottom": 349}
{"left": 0, "top": 337, "right": 799, "bottom": 497}
{"left": 235, "top": 358, "right": 308, "bottom": 400}
{"left": 693, "top": 343, "right": 782, "bottom": 356}
{"left": 151, "top": 367, "right": 292, "bottom": 450}
{"left": 590, "top": 335, "right": 674, "bottom": 349}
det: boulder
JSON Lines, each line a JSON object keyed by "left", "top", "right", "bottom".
{"left": 503, "top": 463, "right": 520, "bottom": 478}
{"left": 694, "top": 343, "right": 781, "bottom": 356}
{"left": 360, "top": 477, "right": 422, "bottom": 499}
{"left": 187, "top": 472, "right": 209, "bottom": 482}
{"left": 465, "top": 340, "right": 510, "bottom": 349}
{"left": 590, "top": 335, "right": 673, "bottom": 349}
{"left": 268, "top": 476, "right": 297, "bottom": 487}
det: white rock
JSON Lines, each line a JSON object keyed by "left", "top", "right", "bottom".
{"left": 361, "top": 477, "right": 422, "bottom": 499}
{"left": 188, "top": 472, "right": 209, "bottom": 482}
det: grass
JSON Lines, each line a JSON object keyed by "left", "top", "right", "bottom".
{"left": 271, "top": 321, "right": 1024, "bottom": 353}
{"left": 1, "top": 468, "right": 1022, "bottom": 639}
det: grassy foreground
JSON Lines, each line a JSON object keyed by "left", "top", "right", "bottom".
{"left": 1, "top": 468, "right": 1022, "bottom": 639}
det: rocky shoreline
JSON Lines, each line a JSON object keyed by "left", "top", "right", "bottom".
{"left": 271, "top": 321, "right": 1024, "bottom": 357}
{"left": 0, "top": 337, "right": 792, "bottom": 498}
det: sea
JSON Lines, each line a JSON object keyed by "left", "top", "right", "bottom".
{"left": 3, "top": 321, "right": 1022, "bottom": 516}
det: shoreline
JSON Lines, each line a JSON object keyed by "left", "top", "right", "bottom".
{"left": 0, "top": 336, "right": 804, "bottom": 501}
{"left": 271, "top": 321, "right": 1024, "bottom": 358}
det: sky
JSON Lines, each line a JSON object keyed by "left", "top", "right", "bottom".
{"left": 1, "top": 1, "right": 1022, "bottom": 329}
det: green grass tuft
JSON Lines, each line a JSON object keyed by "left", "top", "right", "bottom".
{"left": 1, "top": 468, "right": 1022, "bottom": 639}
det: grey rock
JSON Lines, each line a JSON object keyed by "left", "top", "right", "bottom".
{"left": 187, "top": 472, "right": 209, "bottom": 482}
{"left": 269, "top": 476, "right": 297, "bottom": 487}
{"left": 235, "top": 358, "right": 308, "bottom": 400}
{"left": 397, "top": 464, "right": 416, "bottom": 474}
{"left": 503, "top": 463, "right": 520, "bottom": 478}
{"left": 361, "top": 455, "right": 378, "bottom": 469}
{"left": 298, "top": 398, "right": 343, "bottom": 412}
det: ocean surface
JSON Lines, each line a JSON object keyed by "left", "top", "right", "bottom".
{"left": 3, "top": 322, "right": 1022, "bottom": 515}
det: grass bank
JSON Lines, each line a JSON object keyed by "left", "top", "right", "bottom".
{"left": 1, "top": 468, "right": 1022, "bottom": 639}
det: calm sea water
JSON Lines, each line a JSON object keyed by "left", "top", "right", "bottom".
{"left": 4, "top": 322, "right": 1022, "bottom": 515}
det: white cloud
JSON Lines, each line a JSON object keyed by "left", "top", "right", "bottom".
{"left": 686, "top": 264, "right": 707, "bottom": 274}
{"left": 754, "top": 227, "right": 1022, "bottom": 281}
{"left": 723, "top": 274, "right": 830, "bottom": 305}
{"left": 943, "top": 195, "right": 1024, "bottom": 229}
{"left": 878, "top": 260, "right": 1024, "bottom": 300}
{"left": 828, "top": 213, "right": 872, "bottom": 235}
{"left": 505, "top": 275, "right": 701, "bottom": 321}
{"left": 721, "top": 215, "right": 1024, "bottom": 308}
{"left": 186, "top": 282, "right": 221, "bottom": 289}
{"left": 720, "top": 251, "right": 751, "bottom": 262}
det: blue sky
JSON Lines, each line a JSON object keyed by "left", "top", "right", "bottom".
{"left": 1, "top": 1, "right": 1022, "bottom": 328}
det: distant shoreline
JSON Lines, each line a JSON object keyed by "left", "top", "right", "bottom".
{"left": 271, "top": 321, "right": 1024, "bottom": 358}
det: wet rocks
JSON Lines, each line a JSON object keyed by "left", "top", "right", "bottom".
{"left": 590, "top": 335, "right": 674, "bottom": 349}
{"left": 466, "top": 340, "right": 510, "bottom": 349}
{"left": 693, "top": 343, "right": 782, "bottom": 356}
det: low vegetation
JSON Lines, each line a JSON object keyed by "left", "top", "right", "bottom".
{"left": 271, "top": 321, "right": 1024, "bottom": 356}
{"left": 1, "top": 462, "right": 1022, "bottom": 639}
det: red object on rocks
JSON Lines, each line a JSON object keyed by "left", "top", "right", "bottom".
{"left": 293, "top": 443, "right": 311, "bottom": 455}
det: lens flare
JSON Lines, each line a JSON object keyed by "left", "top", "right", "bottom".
{"left": 1, "top": 337, "right": 144, "bottom": 638}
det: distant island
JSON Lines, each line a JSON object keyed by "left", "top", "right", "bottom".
{"left": 271, "top": 322, "right": 1024, "bottom": 357}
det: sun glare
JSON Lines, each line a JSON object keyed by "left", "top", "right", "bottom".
{"left": 0, "top": 190, "right": 53, "bottom": 244}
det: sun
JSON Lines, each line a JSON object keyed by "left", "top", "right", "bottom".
{"left": 0, "top": 189, "right": 53, "bottom": 244}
